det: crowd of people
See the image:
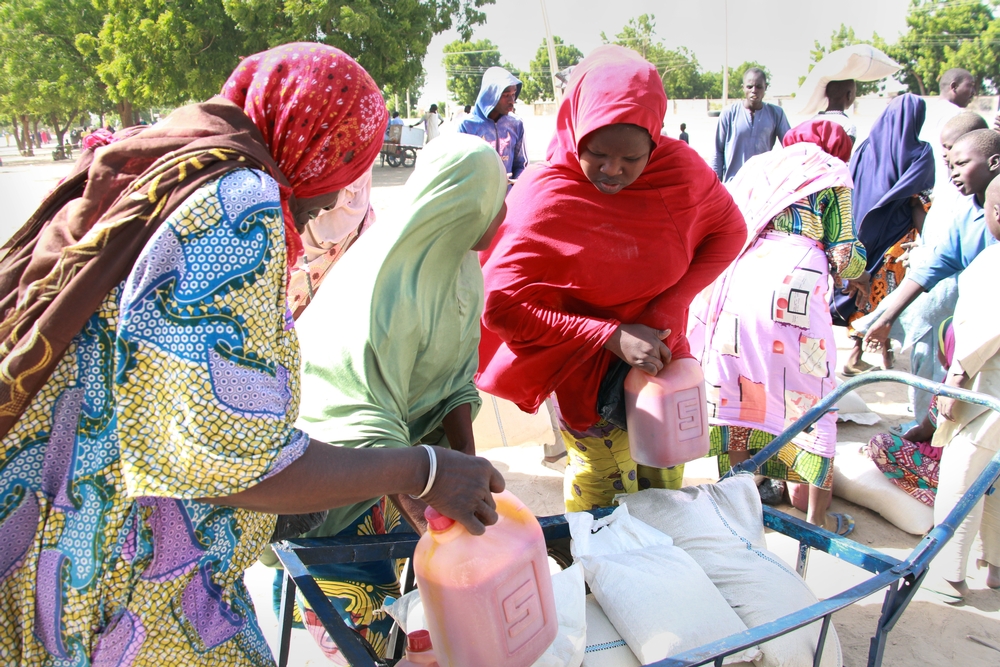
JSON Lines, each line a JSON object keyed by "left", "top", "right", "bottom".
{"left": 1, "top": 38, "right": 999, "bottom": 666}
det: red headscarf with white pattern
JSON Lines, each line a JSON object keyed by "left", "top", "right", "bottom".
{"left": 221, "top": 43, "right": 388, "bottom": 262}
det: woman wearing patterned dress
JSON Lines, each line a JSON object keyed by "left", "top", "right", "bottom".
{"left": 690, "top": 119, "right": 867, "bottom": 534}
{"left": 0, "top": 44, "right": 503, "bottom": 666}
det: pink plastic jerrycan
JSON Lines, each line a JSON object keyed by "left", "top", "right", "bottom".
{"left": 413, "top": 490, "right": 557, "bottom": 667}
{"left": 395, "top": 629, "right": 440, "bottom": 666}
{"left": 624, "top": 357, "right": 710, "bottom": 468}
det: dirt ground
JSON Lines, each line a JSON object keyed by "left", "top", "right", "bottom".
{"left": 4, "top": 128, "right": 998, "bottom": 667}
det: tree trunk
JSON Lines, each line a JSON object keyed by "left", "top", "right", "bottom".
{"left": 31, "top": 117, "right": 40, "bottom": 147}
{"left": 7, "top": 116, "right": 25, "bottom": 154}
{"left": 914, "top": 72, "right": 926, "bottom": 97}
{"left": 118, "top": 100, "right": 137, "bottom": 128}
{"left": 52, "top": 111, "right": 77, "bottom": 149}
{"left": 21, "top": 115, "right": 33, "bottom": 156}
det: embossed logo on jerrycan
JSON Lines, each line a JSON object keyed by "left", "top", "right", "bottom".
{"left": 624, "top": 357, "right": 710, "bottom": 468}
{"left": 413, "top": 490, "right": 557, "bottom": 667}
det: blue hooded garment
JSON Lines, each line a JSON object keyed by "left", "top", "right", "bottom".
{"left": 458, "top": 67, "right": 528, "bottom": 178}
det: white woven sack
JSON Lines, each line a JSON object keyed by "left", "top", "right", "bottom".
{"left": 795, "top": 44, "right": 902, "bottom": 115}
{"left": 568, "top": 506, "right": 760, "bottom": 665}
{"left": 626, "top": 475, "right": 843, "bottom": 667}
{"left": 833, "top": 443, "right": 934, "bottom": 535}
{"left": 582, "top": 595, "right": 641, "bottom": 667}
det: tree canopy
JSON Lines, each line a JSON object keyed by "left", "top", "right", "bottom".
{"left": 882, "top": 0, "right": 1000, "bottom": 95}
{"left": 602, "top": 14, "right": 703, "bottom": 99}
{"left": 0, "top": 0, "right": 493, "bottom": 132}
{"left": 600, "top": 15, "right": 771, "bottom": 100}
{"left": 519, "top": 36, "right": 584, "bottom": 103}
{"left": 442, "top": 38, "right": 503, "bottom": 106}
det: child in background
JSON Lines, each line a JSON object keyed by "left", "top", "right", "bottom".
{"left": 864, "top": 129, "right": 1000, "bottom": 355}
{"left": 864, "top": 316, "right": 954, "bottom": 507}
{"left": 924, "top": 176, "right": 1000, "bottom": 602}
{"left": 679, "top": 123, "right": 689, "bottom": 144}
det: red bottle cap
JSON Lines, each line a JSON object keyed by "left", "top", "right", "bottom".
{"left": 424, "top": 506, "right": 456, "bottom": 532}
{"left": 407, "top": 629, "right": 433, "bottom": 652}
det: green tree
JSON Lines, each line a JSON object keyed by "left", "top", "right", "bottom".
{"left": 383, "top": 70, "right": 427, "bottom": 117}
{"left": 225, "top": 0, "right": 494, "bottom": 95}
{"left": 442, "top": 38, "right": 502, "bottom": 105}
{"left": 800, "top": 24, "right": 883, "bottom": 95}
{"left": 601, "top": 14, "right": 667, "bottom": 62}
{"left": 520, "top": 36, "right": 583, "bottom": 103}
{"left": 0, "top": 0, "right": 106, "bottom": 150}
{"left": 884, "top": 0, "right": 1000, "bottom": 95}
{"left": 77, "top": 0, "right": 246, "bottom": 125}
{"left": 602, "top": 14, "right": 707, "bottom": 99}
{"left": 658, "top": 47, "right": 707, "bottom": 100}
{"left": 699, "top": 61, "right": 773, "bottom": 99}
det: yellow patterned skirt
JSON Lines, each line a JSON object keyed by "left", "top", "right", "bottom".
{"left": 560, "top": 418, "right": 684, "bottom": 512}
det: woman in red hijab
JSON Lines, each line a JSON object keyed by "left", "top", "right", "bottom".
{"left": 478, "top": 45, "right": 746, "bottom": 511}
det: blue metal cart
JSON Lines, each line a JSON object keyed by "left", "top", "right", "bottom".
{"left": 271, "top": 371, "right": 1000, "bottom": 667}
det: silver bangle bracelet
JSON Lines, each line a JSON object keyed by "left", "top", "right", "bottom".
{"left": 411, "top": 444, "right": 438, "bottom": 500}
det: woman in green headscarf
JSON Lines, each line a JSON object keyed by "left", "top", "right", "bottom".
{"left": 273, "top": 133, "right": 510, "bottom": 660}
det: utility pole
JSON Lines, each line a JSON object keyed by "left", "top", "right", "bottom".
{"left": 540, "top": 0, "right": 561, "bottom": 103}
{"left": 406, "top": 88, "right": 412, "bottom": 119}
{"left": 721, "top": 0, "right": 729, "bottom": 109}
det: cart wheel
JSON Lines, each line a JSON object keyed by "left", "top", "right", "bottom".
{"left": 546, "top": 537, "right": 573, "bottom": 571}
{"left": 402, "top": 148, "right": 417, "bottom": 168}
{"left": 386, "top": 152, "right": 402, "bottom": 168}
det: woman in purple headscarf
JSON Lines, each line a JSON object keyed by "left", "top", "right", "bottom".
{"left": 833, "top": 93, "right": 936, "bottom": 375}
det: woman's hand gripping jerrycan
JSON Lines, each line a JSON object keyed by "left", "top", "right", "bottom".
{"left": 413, "top": 490, "right": 557, "bottom": 667}
{"left": 624, "top": 357, "right": 710, "bottom": 468}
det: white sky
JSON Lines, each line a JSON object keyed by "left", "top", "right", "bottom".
{"left": 417, "top": 0, "right": 913, "bottom": 107}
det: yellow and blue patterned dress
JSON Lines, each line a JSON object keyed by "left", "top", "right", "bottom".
{"left": 0, "top": 169, "right": 308, "bottom": 665}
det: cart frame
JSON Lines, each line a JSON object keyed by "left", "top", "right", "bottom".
{"left": 271, "top": 371, "right": 1000, "bottom": 667}
{"left": 379, "top": 125, "right": 421, "bottom": 168}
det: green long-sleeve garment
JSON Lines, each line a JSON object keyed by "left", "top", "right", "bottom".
{"left": 293, "top": 134, "right": 508, "bottom": 535}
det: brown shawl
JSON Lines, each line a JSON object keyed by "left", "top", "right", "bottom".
{"left": 0, "top": 99, "right": 290, "bottom": 439}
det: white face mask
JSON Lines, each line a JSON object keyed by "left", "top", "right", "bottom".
{"left": 302, "top": 169, "right": 373, "bottom": 257}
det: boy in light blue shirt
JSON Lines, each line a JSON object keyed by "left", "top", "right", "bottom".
{"left": 865, "top": 129, "right": 1000, "bottom": 353}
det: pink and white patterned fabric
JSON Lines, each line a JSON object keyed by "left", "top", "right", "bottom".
{"left": 689, "top": 142, "right": 854, "bottom": 459}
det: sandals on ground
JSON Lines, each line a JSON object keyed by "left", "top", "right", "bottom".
{"left": 828, "top": 512, "right": 855, "bottom": 537}
{"left": 841, "top": 360, "right": 876, "bottom": 377}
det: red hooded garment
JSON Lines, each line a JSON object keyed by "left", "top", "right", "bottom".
{"left": 476, "top": 45, "right": 747, "bottom": 431}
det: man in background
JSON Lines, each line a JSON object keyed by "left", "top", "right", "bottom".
{"left": 458, "top": 66, "right": 527, "bottom": 179}
{"left": 814, "top": 79, "right": 857, "bottom": 144}
{"left": 921, "top": 68, "right": 977, "bottom": 191}
{"left": 712, "top": 67, "right": 790, "bottom": 182}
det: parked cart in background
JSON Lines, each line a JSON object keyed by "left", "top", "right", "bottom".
{"left": 380, "top": 124, "right": 424, "bottom": 168}
{"left": 272, "top": 371, "right": 1000, "bottom": 667}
